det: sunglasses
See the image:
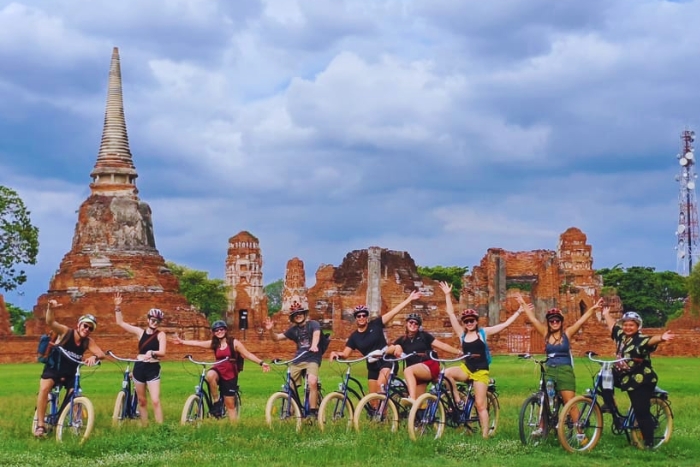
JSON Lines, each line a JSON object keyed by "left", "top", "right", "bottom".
{"left": 462, "top": 319, "right": 477, "bottom": 324}
{"left": 148, "top": 317, "right": 161, "bottom": 323}
{"left": 81, "top": 323, "right": 95, "bottom": 332}
{"left": 548, "top": 319, "right": 562, "bottom": 324}
{"left": 213, "top": 327, "right": 227, "bottom": 333}
{"left": 407, "top": 320, "right": 420, "bottom": 326}
{"left": 355, "top": 313, "right": 368, "bottom": 319}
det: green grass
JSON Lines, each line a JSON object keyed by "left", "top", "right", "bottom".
{"left": 1, "top": 356, "right": 698, "bottom": 466}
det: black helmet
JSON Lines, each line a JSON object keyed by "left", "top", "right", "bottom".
{"left": 406, "top": 312, "right": 422, "bottom": 326}
{"left": 211, "top": 320, "right": 228, "bottom": 331}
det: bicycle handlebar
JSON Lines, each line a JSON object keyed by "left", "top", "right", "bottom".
{"left": 428, "top": 351, "right": 474, "bottom": 363}
{"left": 184, "top": 354, "right": 230, "bottom": 366}
{"left": 382, "top": 351, "right": 417, "bottom": 362}
{"left": 106, "top": 350, "right": 142, "bottom": 363}
{"left": 56, "top": 346, "right": 101, "bottom": 366}
{"left": 586, "top": 352, "right": 630, "bottom": 366}
{"left": 518, "top": 353, "right": 555, "bottom": 364}
{"left": 333, "top": 353, "right": 375, "bottom": 364}
{"left": 271, "top": 351, "right": 310, "bottom": 366}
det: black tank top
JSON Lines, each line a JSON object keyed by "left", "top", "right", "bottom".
{"left": 58, "top": 329, "right": 88, "bottom": 376}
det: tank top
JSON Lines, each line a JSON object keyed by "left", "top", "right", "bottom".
{"left": 545, "top": 333, "right": 572, "bottom": 367}
{"left": 58, "top": 329, "right": 88, "bottom": 376}
{"left": 461, "top": 336, "right": 488, "bottom": 372}
{"left": 213, "top": 342, "right": 237, "bottom": 381}
{"left": 134, "top": 330, "right": 161, "bottom": 372}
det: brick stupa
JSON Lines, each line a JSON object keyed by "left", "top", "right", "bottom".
{"left": 25, "top": 47, "right": 209, "bottom": 341}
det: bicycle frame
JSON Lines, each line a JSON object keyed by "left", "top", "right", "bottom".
{"left": 327, "top": 355, "right": 369, "bottom": 415}
{"left": 273, "top": 352, "right": 316, "bottom": 418}
{"left": 186, "top": 355, "right": 234, "bottom": 419}
{"left": 374, "top": 353, "right": 412, "bottom": 418}
{"left": 107, "top": 351, "right": 140, "bottom": 422}
{"left": 518, "top": 353, "right": 563, "bottom": 445}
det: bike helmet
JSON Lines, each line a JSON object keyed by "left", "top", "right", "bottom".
{"left": 620, "top": 311, "right": 642, "bottom": 329}
{"left": 211, "top": 320, "right": 228, "bottom": 331}
{"left": 353, "top": 305, "right": 370, "bottom": 317}
{"left": 405, "top": 312, "right": 422, "bottom": 326}
{"left": 78, "top": 314, "right": 98, "bottom": 330}
{"left": 147, "top": 308, "right": 164, "bottom": 321}
{"left": 460, "top": 309, "right": 479, "bottom": 322}
{"left": 545, "top": 308, "right": 564, "bottom": 322}
{"left": 288, "top": 301, "right": 308, "bottom": 321}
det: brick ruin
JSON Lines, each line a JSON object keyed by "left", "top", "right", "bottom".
{"left": 224, "top": 231, "right": 267, "bottom": 332}
{"left": 0, "top": 294, "right": 10, "bottom": 336}
{"left": 281, "top": 257, "right": 309, "bottom": 314}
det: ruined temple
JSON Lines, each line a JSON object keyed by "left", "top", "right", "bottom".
{"left": 224, "top": 231, "right": 267, "bottom": 331}
{"left": 281, "top": 257, "right": 308, "bottom": 314}
{"left": 23, "top": 47, "right": 209, "bottom": 343}
{"left": 0, "top": 295, "right": 10, "bottom": 336}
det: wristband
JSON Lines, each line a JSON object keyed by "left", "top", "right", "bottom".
{"left": 259, "top": 361, "right": 264, "bottom": 366}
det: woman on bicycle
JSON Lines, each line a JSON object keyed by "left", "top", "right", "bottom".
{"left": 173, "top": 320, "right": 270, "bottom": 421}
{"left": 601, "top": 308, "right": 674, "bottom": 449}
{"left": 386, "top": 309, "right": 461, "bottom": 403}
{"left": 329, "top": 290, "right": 423, "bottom": 395}
{"left": 114, "top": 292, "right": 167, "bottom": 426}
{"left": 34, "top": 299, "right": 105, "bottom": 437}
{"left": 440, "top": 281, "right": 522, "bottom": 438}
{"left": 517, "top": 293, "right": 603, "bottom": 412}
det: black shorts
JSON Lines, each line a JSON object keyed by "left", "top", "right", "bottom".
{"left": 219, "top": 377, "right": 239, "bottom": 397}
{"left": 133, "top": 362, "right": 161, "bottom": 383}
{"left": 40, "top": 368, "right": 76, "bottom": 391}
{"left": 367, "top": 360, "right": 392, "bottom": 381}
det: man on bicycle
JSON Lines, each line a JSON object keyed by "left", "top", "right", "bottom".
{"left": 264, "top": 301, "right": 322, "bottom": 416}
{"left": 329, "top": 290, "right": 423, "bottom": 396}
{"left": 34, "top": 299, "right": 105, "bottom": 437}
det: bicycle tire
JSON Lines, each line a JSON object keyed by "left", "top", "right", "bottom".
{"left": 407, "top": 393, "right": 445, "bottom": 441}
{"left": 56, "top": 396, "right": 95, "bottom": 444}
{"left": 353, "top": 393, "right": 399, "bottom": 433}
{"left": 518, "top": 394, "right": 547, "bottom": 446}
{"left": 629, "top": 397, "right": 673, "bottom": 450}
{"left": 467, "top": 391, "right": 500, "bottom": 437}
{"left": 318, "top": 391, "right": 354, "bottom": 431}
{"left": 180, "top": 394, "right": 203, "bottom": 426}
{"left": 112, "top": 391, "right": 127, "bottom": 426}
{"left": 557, "top": 395, "right": 603, "bottom": 453}
{"left": 265, "top": 391, "right": 302, "bottom": 432}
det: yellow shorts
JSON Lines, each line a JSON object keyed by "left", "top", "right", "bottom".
{"left": 458, "top": 364, "right": 490, "bottom": 385}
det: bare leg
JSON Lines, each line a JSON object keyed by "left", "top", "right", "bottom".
{"left": 205, "top": 370, "right": 220, "bottom": 402}
{"left": 224, "top": 395, "right": 239, "bottom": 422}
{"left": 444, "top": 366, "right": 469, "bottom": 404}
{"left": 147, "top": 379, "right": 163, "bottom": 424}
{"left": 307, "top": 374, "right": 319, "bottom": 410}
{"left": 35, "top": 378, "right": 55, "bottom": 434}
{"left": 403, "top": 364, "right": 432, "bottom": 400}
{"left": 134, "top": 381, "right": 150, "bottom": 427}
{"left": 473, "top": 381, "right": 490, "bottom": 438}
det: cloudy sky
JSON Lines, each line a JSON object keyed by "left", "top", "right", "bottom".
{"left": 1, "top": 0, "right": 698, "bottom": 308}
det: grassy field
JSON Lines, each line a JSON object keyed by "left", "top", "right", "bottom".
{"left": 0, "top": 355, "right": 698, "bottom": 467}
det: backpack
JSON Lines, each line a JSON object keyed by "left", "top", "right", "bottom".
{"left": 37, "top": 331, "right": 71, "bottom": 364}
{"left": 462, "top": 328, "right": 492, "bottom": 364}
{"left": 224, "top": 337, "right": 245, "bottom": 373}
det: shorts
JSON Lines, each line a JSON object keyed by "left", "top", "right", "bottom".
{"left": 414, "top": 359, "right": 440, "bottom": 381}
{"left": 457, "top": 364, "right": 491, "bottom": 386}
{"left": 290, "top": 361, "right": 319, "bottom": 385}
{"left": 219, "top": 377, "right": 239, "bottom": 397}
{"left": 367, "top": 360, "right": 392, "bottom": 381}
{"left": 545, "top": 364, "right": 576, "bottom": 392}
{"left": 133, "top": 362, "right": 161, "bottom": 384}
{"left": 40, "top": 368, "right": 76, "bottom": 390}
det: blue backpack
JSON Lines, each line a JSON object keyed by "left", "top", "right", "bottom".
{"left": 462, "top": 328, "right": 492, "bottom": 364}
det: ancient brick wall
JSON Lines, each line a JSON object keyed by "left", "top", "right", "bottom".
{"left": 0, "top": 294, "right": 10, "bottom": 336}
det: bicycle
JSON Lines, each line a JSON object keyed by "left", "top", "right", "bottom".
{"left": 180, "top": 354, "right": 241, "bottom": 425}
{"left": 352, "top": 352, "right": 412, "bottom": 433}
{"left": 557, "top": 352, "right": 673, "bottom": 452}
{"left": 407, "top": 353, "right": 499, "bottom": 441}
{"left": 317, "top": 352, "right": 376, "bottom": 431}
{"left": 31, "top": 346, "right": 98, "bottom": 443}
{"left": 107, "top": 351, "right": 140, "bottom": 425}
{"left": 517, "top": 353, "right": 564, "bottom": 446}
{"left": 265, "top": 351, "right": 324, "bottom": 431}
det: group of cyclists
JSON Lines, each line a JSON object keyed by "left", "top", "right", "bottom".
{"left": 33, "top": 286, "right": 675, "bottom": 450}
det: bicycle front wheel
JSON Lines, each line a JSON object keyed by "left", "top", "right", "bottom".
{"left": 265, "top": 392, "right": 302, "bottom": 432}
{"left": 318, "top": 392, "right": 354, "bottom": 431}
{"left": 518, "top": 394, "right": 547, "bottom": 445}
{"left": 56, "top": 396, "right": 95, "bottom": 444}
{"left": 407, "top": 393, "right": 445, "bottom": 441}
{"left": 629, "top": 396, "right": 673, "bottom": 450}
{"left": 353, "top": 393, "right": 399, "bottom": 433}
{"left": 112, "top": 391, "right": 127, "bottom": 426}
{"left": 557, "top": 395, "right": 603, "bottom": 453}
{"left": 180, "top": 394, "right": 203, "bottom": 426}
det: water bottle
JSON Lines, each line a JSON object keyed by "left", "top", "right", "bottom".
{"left": 546, "top": 379, "right": 555, "bottom": 411}
{"left": 601, "top": 367, "right": 613, "bottom": 390}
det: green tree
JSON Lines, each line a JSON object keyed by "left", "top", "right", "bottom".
{"left": 0, "top": 186, "right": 39, "bottom": 291}
{"left": 6, "top": 302, "right": 30, "bottom": 335}
{"left": 687, "top": 263, "right": 700, "bottom": 314}
{"left": 597, "top": 266, "right": 687, "bottom": 327}
{"left": 167, "top": 262, "right": 229, "bottom": 322}
{"left": 417, "top": 265, "right": 468, "bottom": 300}
{"left": 264, "top": 279, "right": 283, "bottom": 315}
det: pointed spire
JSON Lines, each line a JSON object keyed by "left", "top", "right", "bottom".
{"left": 90, "top": 47, "right": 138, "bottom": 190}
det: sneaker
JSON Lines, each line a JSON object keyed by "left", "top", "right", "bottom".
{"left": 576, "top": 433, "right": 589, "bottom": 445}
{"left": 531, "top": 428, "right": 544, "bottom": 438}
{"left": 33, "top": 426, "right": 47, "bottom": 438}
{"left": 456, "top": 400, "right": 466, "bottom": 411}
{"left": 210, "top": 400, "right": 223, "bottom": 417}
{"left": 400, "top": 397, "right": 415, "bottom": 408}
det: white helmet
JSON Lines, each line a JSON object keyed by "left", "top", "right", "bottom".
{"left": 620, "top": 311, "right": 642, "bottom": 329}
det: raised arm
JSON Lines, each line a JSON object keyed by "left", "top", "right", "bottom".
{"left": 515, "top": 293, "right": 546, "bottom": 336}
{"left": 264, "top": 316, "right": 286, "bottom": 341}
{"left": 431, "top": 338, "right": 461, "bottom": 356}
{"left": 382, "top": 290, "right": 423, "bottom": 325}
{"left": 601, "top": 306, "right": 616, "bottom": 331}
{"left": 45, "top": 300, "right": 68, "bottom": 336}
{"left": 484, "top": 308, "right": 523, "bottom": 336}
{"left": 234, "top": 340, "right": 270, "bottom": 371}
{"left": 113, "top": 292, "right": 143, "bottom": 336}
{"left": 171, "top": 334, "right": 211, "bottom": 349}
{"left": 648, "top": 330, "right": 675, "bottom": 346}
{"left": 439, "top": 281, "right": 462, "bottom": 335}
{"left": 565, "top": 298, "right": 604, "bottom": 339}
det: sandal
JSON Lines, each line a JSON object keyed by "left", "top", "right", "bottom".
{"left": 34, "top": 426, "right": 47, "bottom": 438}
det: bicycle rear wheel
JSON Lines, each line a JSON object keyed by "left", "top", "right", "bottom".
{"left": 629, "top": 397, "right": 673, "bottom": 450}
{"left": 353, "top": 393, "right": 399, "bottom": 433}
{"left": 112, "top": 391, "right": 127, "bottom": 426}
{"left": 407, "top": 393, "right": 445, "bottom": 441}
{"left": 56, "top": 396, "right": 95, "bottom": 444}
{"left": 518, "top": 394, "right": 547, "bottom": 446}
{"left": 557, "top": 395, "right": 603, "bottom": 453}
{"left": 318, "top": 392, "right": 354, "bottom": 431}
{"left": 265, "top": 392, "right": 302, "bottom": 432}
{"left": 180, "top": 394, "right": 204, "bottom": 425}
